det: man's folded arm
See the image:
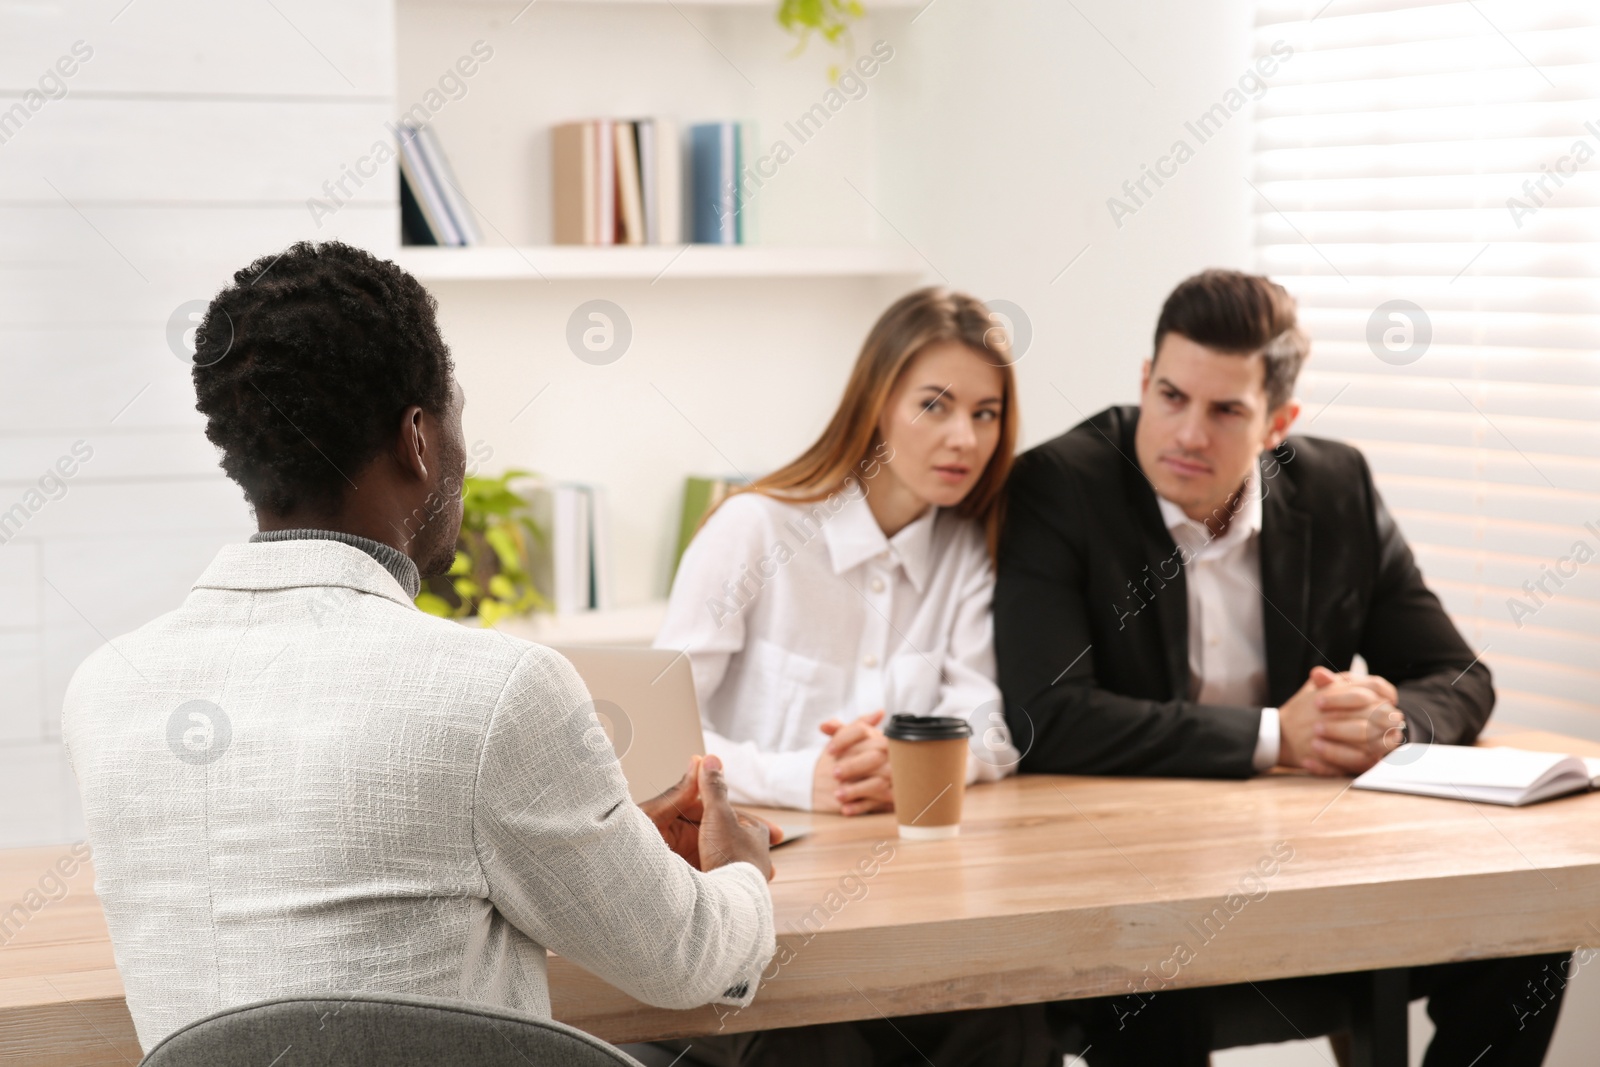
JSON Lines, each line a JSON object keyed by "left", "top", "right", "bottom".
{"left": 472, "top": 645, "right": 776, "bottom": 1010}
{"left": 1357, "top": 465, "right": 1493, "bottom": 746}
{"left": 995, "top": 460, "right": 1260, "bottom": 779}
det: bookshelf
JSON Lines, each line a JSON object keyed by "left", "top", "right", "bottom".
{"left": 396, "top": 244, "right": 926, "bottom": 281}
{"left": 531, "top": 0, "right": 921, "bottom": 6}
{"left": 397, "top": 0, "right": 920, "bottom": 609}
{"left": 535, "top": 0, "right": 922, "bottom": 7}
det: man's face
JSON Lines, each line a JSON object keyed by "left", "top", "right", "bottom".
{"left": 415, "top": 377, "right": 468, "bottom": 580}
{"left": 1134, "top": 333, "right": 1299, "bottom": 521}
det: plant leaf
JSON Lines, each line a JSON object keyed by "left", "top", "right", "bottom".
{"left": 415, "top": 592, "right": 454, "bottom": 617}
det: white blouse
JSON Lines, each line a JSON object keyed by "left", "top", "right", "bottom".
{"left": 654, "top": 479, "right": 1020, "bottom": 810}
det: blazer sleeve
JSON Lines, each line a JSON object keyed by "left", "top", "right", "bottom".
{"left": 994, "top": 452, "right": 1261, "bottom": 779}
{"left": 1354, "top": 457, "right": 1493, "bottom": 745}
{"left": 472, "top": 644, "right": 776, "bottom": 1010}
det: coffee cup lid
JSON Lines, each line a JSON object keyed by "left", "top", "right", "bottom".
{"left": 883, "top": 714, "right": 973, "bottom": 741}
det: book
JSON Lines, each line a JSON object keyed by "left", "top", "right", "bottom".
{"left": 596, "top": 118, "right": 616, "bottom": 245}
{"left": 643, "top": 119, "right": 681, "bottom": 244}
{"left": 690, "top": 122, "right": 740, "bottom": 244}
{"left": 737, "top": 120, "right": 759, "bottom": 245}
{"left": 520, "top": 481, "right": 613, "bottom": 615}
{"left": 523, "top": 483, "right": 590, "bottom": 616}
{"left": 636, "top": 119, "right": 659, "bottom": 245}
{"left": 554, "top": 117, "right": 683, "bottom": 246}
{"left": 416, "top": 124, "right": 479, "bottom": 245}
{"left": 551, "top": 121, "right": 597, "bottom": 245}
{"left": 614, "top": 121, "right": 645, "bottom": 246}
{"left": 397, "top": 122, "right": 462, "bottom": 246}
{"left": 1353, "top": 744, "right": 1600, "bottom": 807}
{"left": 589, "top": 483, "right": 613, "bottom": 611}
{"left": 671, "top": 475, "right": 746, "bottom": 584}
{"left": 399, "top": 168, "right": 436, "bottom": 246}
{"left": 551, "top": 120, "right": 617, "bottom": 244}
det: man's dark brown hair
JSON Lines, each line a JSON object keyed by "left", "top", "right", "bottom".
{"left": 1152, "top": 269, "right": 1310, "bottom": 410}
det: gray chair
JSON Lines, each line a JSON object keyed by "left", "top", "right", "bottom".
{"left": 139, "top": 991, "right": 645, "bottom": 1066}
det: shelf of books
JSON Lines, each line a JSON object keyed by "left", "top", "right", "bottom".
{"left": 394, "top": 243, "right": 926, "bottom": 281}
{"left": 398, "top": 106, "right": 923, "bottom": 280}
{"left": 482, "top": 0, "right": 922, "bottom": 7}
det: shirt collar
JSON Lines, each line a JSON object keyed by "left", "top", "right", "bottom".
{"left": 821, "top": 487, "right": 938, "bottom": 594}
{"left": 1156, "top": 461, "right": 1263, "bottom": 554}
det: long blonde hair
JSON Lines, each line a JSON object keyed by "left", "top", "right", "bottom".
{"left": 716, "top": 287, "right": 1018, "bottom": 560}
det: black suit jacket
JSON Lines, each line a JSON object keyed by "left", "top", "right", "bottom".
{"left": 994, "top": 405, "right": 1493, "bottom": 779}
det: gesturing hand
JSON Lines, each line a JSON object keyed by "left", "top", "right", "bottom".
{"left": 812, "top": 709, "right": 894, "bottom": 816}
{"left": 697, "top": 755, "right": 777, "bottom": 882}
{"left": 640, "top": 754, "right": 783, "bottom": 873}
{"left": 638, "top": 755, "right": 707, "bottom": 868}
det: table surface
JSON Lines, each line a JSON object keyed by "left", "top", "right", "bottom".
{"left": 7, "top": 730, "right": 1600, "bottom": 1063}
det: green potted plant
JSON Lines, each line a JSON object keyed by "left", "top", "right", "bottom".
{"left": 415, "top": 468, "right": 548, "bottom": 628}
{"left": 778, "top": 0, "right": 867, "bottom": 80}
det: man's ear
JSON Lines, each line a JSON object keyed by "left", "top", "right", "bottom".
{"left": 1139, "top": 358, "right": 1153, "bottom": 397}
{"left": 1263, "top": 398, "right": 1301, "bottom": 451}
{"left": 395, "top": 404, "right": 429, "bottom": 482}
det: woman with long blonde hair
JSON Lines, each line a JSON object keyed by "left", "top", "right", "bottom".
{"left": 641, "top": 289, "right": 1058, "bottom": 1066}
{"left": 655, "top": 286, "right": 1023, "bottom": 815}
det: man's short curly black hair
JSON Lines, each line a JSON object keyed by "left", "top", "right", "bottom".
{"left": 192, "top": 241, "right": 455, "bottom": 517}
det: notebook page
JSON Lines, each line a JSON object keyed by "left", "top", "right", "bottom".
{"left": 1358, "top": 745, "right": 1570, "bottom": 789}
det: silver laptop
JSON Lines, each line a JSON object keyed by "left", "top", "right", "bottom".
{"left": 550, "top": 645, "right": 705, "bottom": 803}
{"left": 550, "top": 644, "right": 811, "bottom": 846}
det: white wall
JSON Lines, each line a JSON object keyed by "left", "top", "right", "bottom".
{"left": 0, "top": 0, "right": 396, "bottom": 846}
{"left": 876, "top": 0, "right": 1261, "bottom": 447}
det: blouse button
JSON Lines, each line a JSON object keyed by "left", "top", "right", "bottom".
{"left": 870, "top": 577, "right": 885, "bottom": 593}
{"left": 862, "top": 653, "right": 879, "bottom": 668}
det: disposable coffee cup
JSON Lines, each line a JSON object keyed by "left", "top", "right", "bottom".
{"left": 884, "top": 714, "right": 972, "bottom": 840}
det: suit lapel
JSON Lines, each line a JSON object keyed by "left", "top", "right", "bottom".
{"left": 1258, "top": 450, "right": 1312, "bottom": 704}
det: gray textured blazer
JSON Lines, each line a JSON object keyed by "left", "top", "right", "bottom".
{"left": 62, "top": 539, "right": 774, "bottom": 1052}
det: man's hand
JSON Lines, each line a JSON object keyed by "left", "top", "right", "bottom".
{"left": 1315, "top": 669, "right": 1399, "bottom": 713}
{"left": 1279, "top": 667, "right": 1406, "bottom": 776}
{"left": 812, "top": 709, "right": 894, "bottom": 816}
{"left": 697, "top": 755, "right": 776, "bottom": 881}
{"left": 639, "top": 755, "right": 707, "bottom": 867}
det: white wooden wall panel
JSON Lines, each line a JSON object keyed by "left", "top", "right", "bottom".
{"left": 0, "top": 0, "right": 397, "bottom": 848}
{"left": 0, "top": 208, "right": 396, "bottom": 323}
{"left": 0, "top": 100, "right": 399, "bottom": 202}
{"left": 1, "top": 0, "right": 392, "bottom": 96}
{"left": 1, "top": 327, "right": 216, "bottom": 429}
{"left": 0, "top": 431, "right": 224, "bottom": 481}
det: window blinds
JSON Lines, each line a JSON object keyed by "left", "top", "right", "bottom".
{"left": 1253, "top": 0, "right": 1600, "bottom": 732}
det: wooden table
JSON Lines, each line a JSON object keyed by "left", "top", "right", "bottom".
{"left": 7, "top": 730, "right": 1600, "bottom": 1065}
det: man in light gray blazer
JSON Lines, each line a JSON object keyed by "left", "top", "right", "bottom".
{"left": 62, "top": 241, "right": 777, "bottom": 1053}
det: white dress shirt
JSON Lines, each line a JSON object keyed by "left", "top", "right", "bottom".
{"left": 655, "top": 481, "right": 1020, "bottom": 810}
{"left": 1155, "top": 463, "right": 1280, "bottom": 771}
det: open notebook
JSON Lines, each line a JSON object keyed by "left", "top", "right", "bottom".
{"left": 1353, "top": 744, "right": 1600, "bottom": 807}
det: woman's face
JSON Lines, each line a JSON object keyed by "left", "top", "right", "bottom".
{"left": 875, "top": 341, "right": 1006, "bottom": 509}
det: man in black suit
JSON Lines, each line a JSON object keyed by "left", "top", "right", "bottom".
{"left": 995, "top": 269, "right": 1569, "bottom": 1065}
